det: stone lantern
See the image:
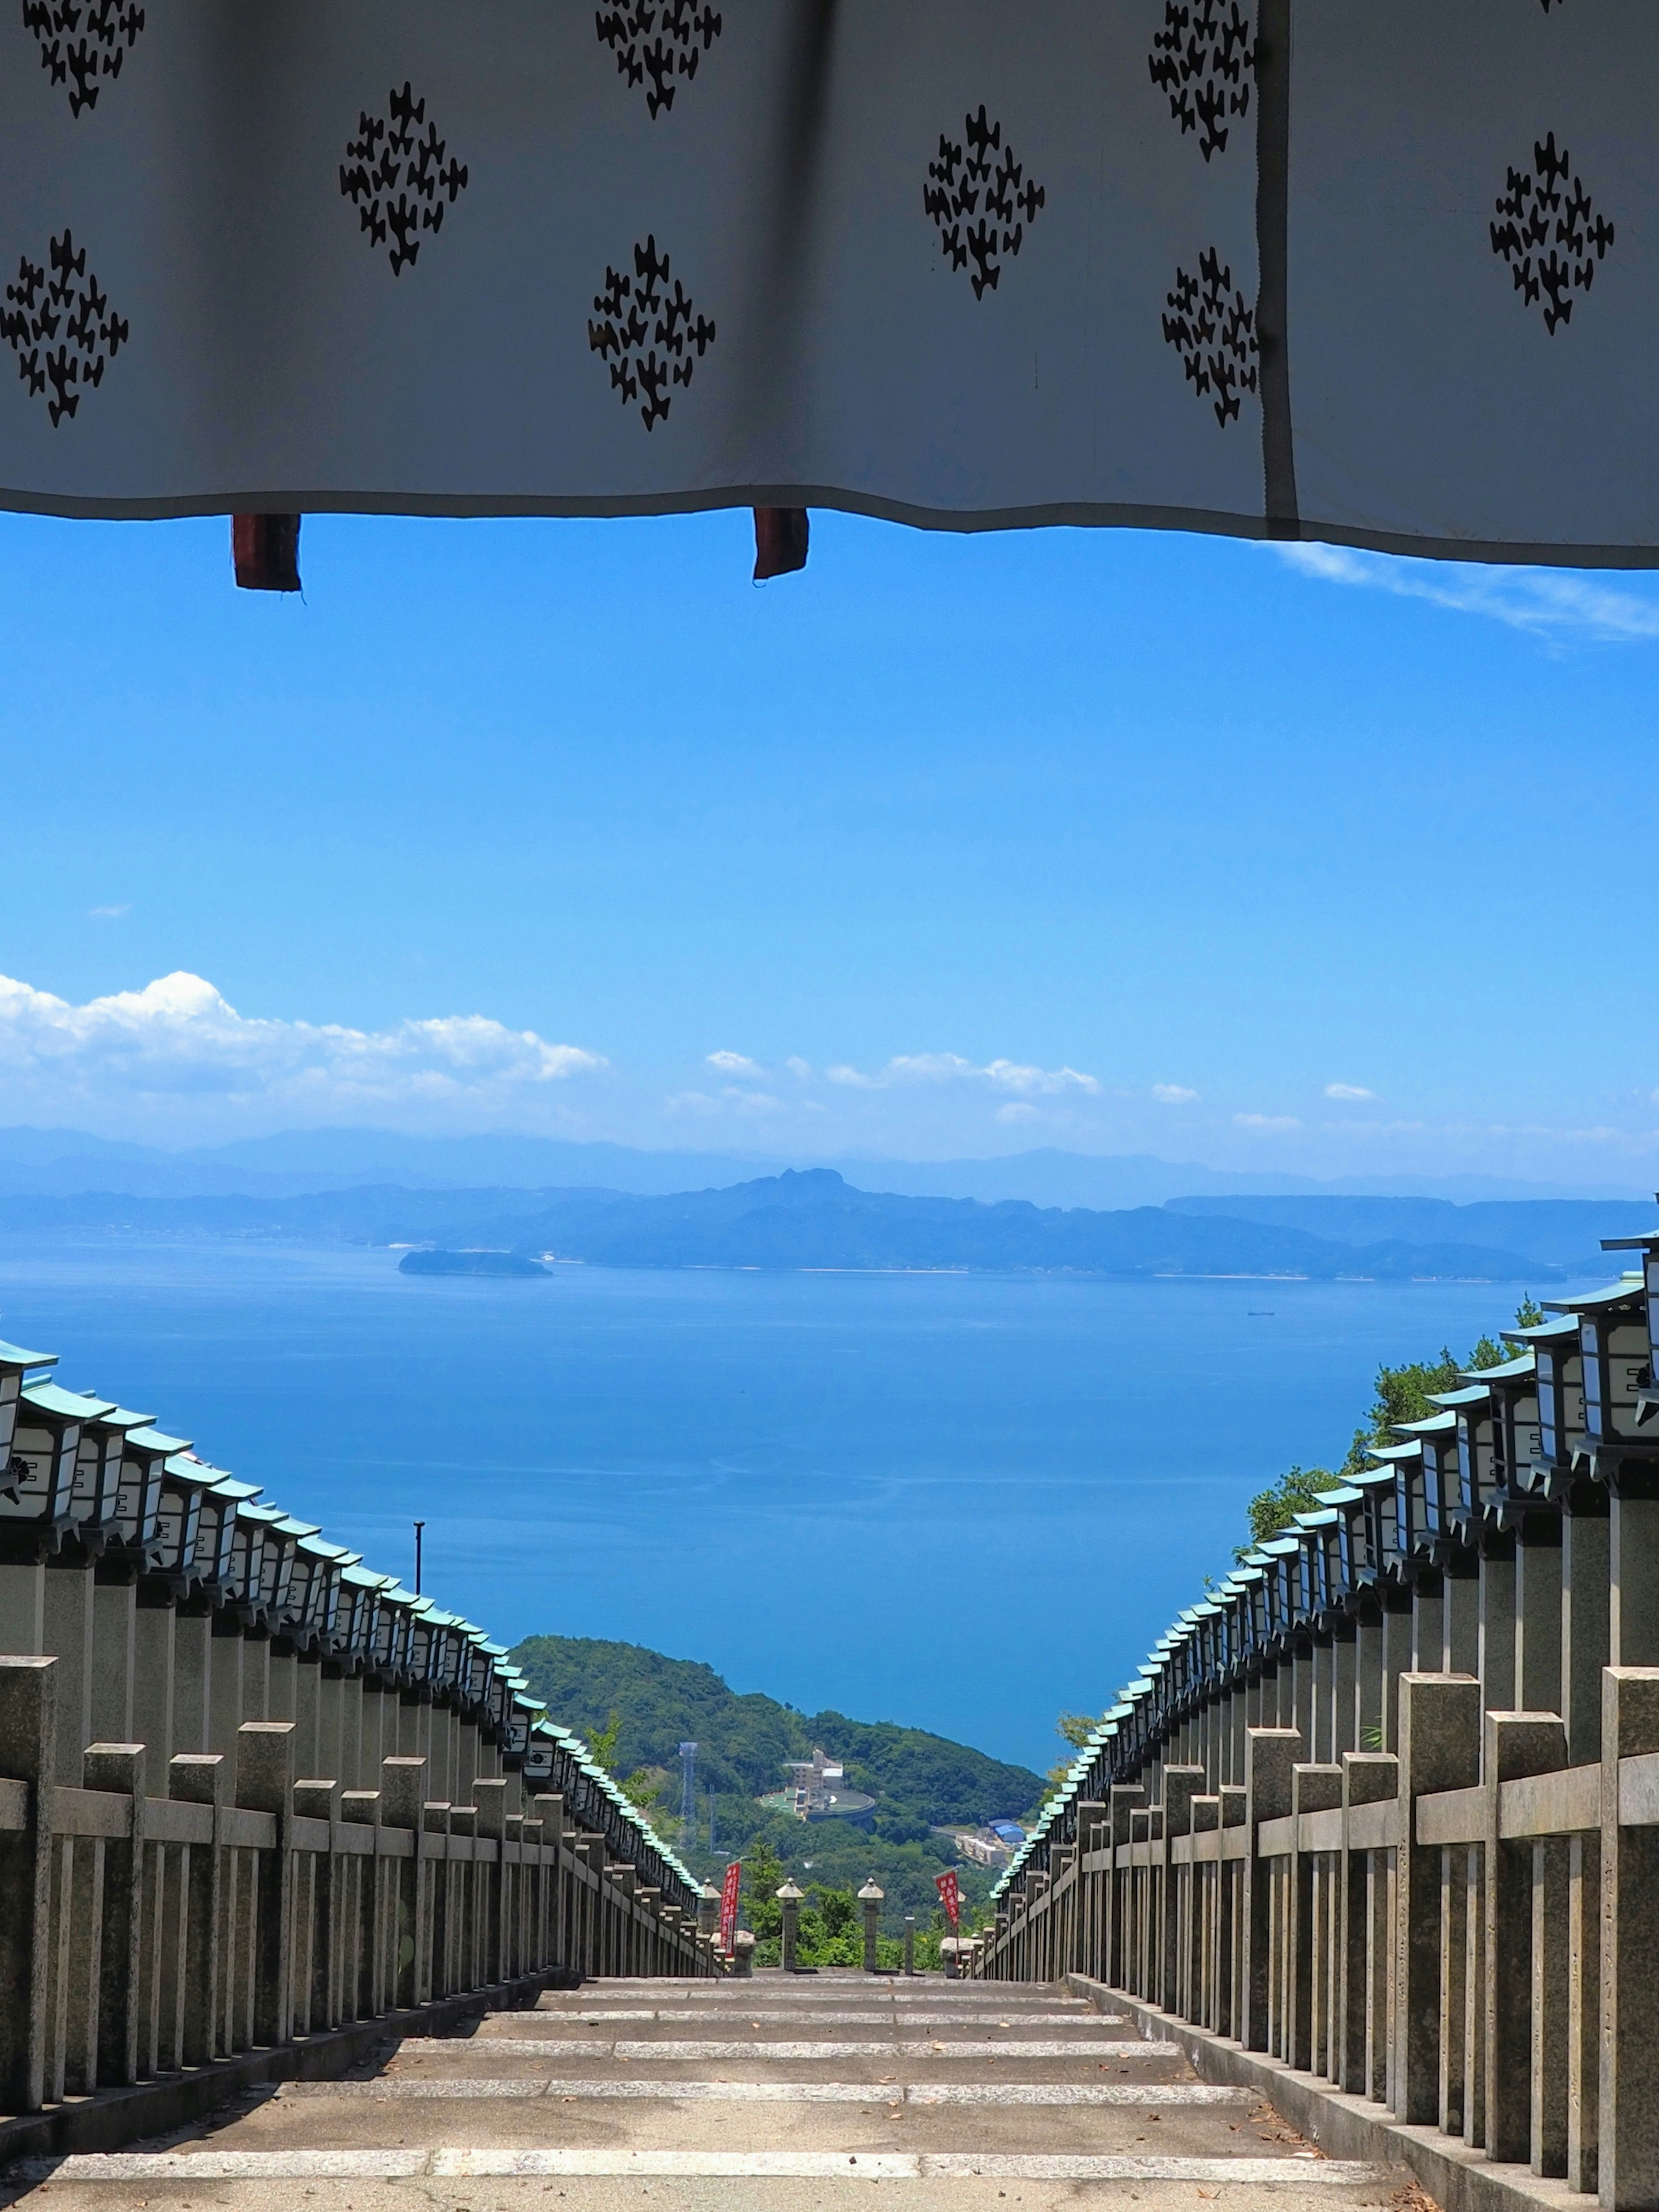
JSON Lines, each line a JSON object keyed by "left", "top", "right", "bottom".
{"left": 857, "top": 1876, "right": 883, "bottom": 1972}
{"left": 1513, "top": 1311, "right": 1584, "bottom": 1487}
{"left": 777, "top": 1878, "right": 804, "bottom": 1971}
{"left": 1566, "top": 1277, "right": 1653, "bottom": 1473}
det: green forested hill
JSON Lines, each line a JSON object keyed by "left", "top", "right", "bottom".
{"left": 509, "top": 1633, "right": 1043, "bottom": 1927}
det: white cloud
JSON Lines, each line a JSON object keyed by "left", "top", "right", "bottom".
{"left": 993, "top": 1102, "right": 1039, "bottom": 1125}
{"left": 1276, "top": 541, "right": 1659, "bottom": 644}
{"left": 1233, "top": 1112, "right": 1301, "bottom": 1132}
{"left": 1151, "top": 1084, "right": 1199, "bottom": 1104}
{"left": 706, "top": 1051, "right": 764, "bottom": 1077}
{"left": 88, "top": 904, "right": 131, "bottom": 920}
{"left": 1324, "top": 1082, "right": 1377, "bottom": 1102}
{"left": 785, "top": 1056, "right": 814, "bottom": 1082}
{"left": 0, "top": 970, "right": 604, "bottom": 1127}
{"left": 826, "top": 1052, "right": 1100, "bottom": 1096}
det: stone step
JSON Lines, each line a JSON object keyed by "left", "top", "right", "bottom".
{"left": 284, "top": 2079, "right": 1255, "bottom": 2107}
{"left": 196, "top": 2081, "right": 1284, "bottom": 2159}
{"left": 16, "top": 2146, "right": 1397, "bottom": 2189}
{"left": 493, "top": 2017, "right": 1132, "bottom": 2026}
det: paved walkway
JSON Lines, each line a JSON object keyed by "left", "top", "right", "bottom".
{"left": 5, "top": 1973, "right": 1412, "bottom": 2212}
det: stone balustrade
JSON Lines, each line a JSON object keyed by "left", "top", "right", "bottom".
{"left": 977, "top": 1233, "right": 1659, "bottom": 2209}
{"left": 0, "top": 1332, "right": 718, "bottom": 2129}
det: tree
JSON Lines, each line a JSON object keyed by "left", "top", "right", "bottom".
{"left": 1237, "top": 1299, "right": 1548, "bottom": 1556}
{"left": 1047, "top": 1710, "right": 1110, "bottom": 1788}
{"left": 586, "top": 1711, "right": 622, "bottom": 1774}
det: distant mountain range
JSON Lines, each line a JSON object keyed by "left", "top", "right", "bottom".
{"left": 3, "top": 1165, "right": 1648, "bottom": 1280}
{"left": 0, "top": 1124, "right": 1643, "bottom": 1209}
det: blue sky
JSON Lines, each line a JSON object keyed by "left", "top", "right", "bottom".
{"left": 3, "top": 503, "right": 1658, "bottom": 1188}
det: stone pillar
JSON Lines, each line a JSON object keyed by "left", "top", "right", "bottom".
{"left": 1331, "top": 1629, "right": 1357, "bottom": 1760}
{"left": 209, "top": 1615, "right": 245, "bottom": 1758}
{"left": 1515, "top": 1518, "right": 1564, "bottom": 1717}
{"left": 138, "top": 1592, "right": 180, "bottom": 1763}
{"left": 240, "top": 1632, "right": 269, "bottom": 1722}
{"left": 0, "top": 1564, "right": 44, "bottom": 1654}
{"left": 89, "top": 1570, "right": 136, "bottom": 1746}
{"left": 1380, "top": 1595, "right": 1414, "bottom": 1753}
{"left": 83, "top": 1742, "right": 145, "bottom": 2085}
{"left": 1339, "top": 1750, "right": 1396, "bottom": 2096}
{"left": 1288, "top": 1763, "right": 1341, "bottom": 2070}
{"left": 0, "top": 1658, "right": 57, "bottom": 2113}
{"left": 858, "top": 1877, "right": 884, "bottom": 1972}
{"left": 732, "top": 1928, "right": 756, "bottom": 1977}
{"left": 1392, "top": 1674, "right": 1481, "bottom": 2126}
{"left": 42, "top": 1560, "right": 93, "bottom": 1783}
{"left": 1609, "top": 1493, "right": 1659, "bottom": 1668}
{"left": 1442, "top": 1558, "right": 1480, "bottom": 1678}
{"left": 1412, "top": 1574, "right": 1444, "bottom": 1679}
{"left": 778, "top": 1880, "right": 802, "bottom": 1972}
{"left": 293, "top": 1653, "right": 322, "bottom": 1778}
{"left": 235, "top": 1720, "right": 297, "bottom": 2049}
{"left": 1311, "top": 1639, "right": 1334, "bottom": 1764}
{"left": 1479, "top": 1536, "right": 1518, "bottom": 1727}
{"left": 903, "top": 1915, "right": 915, "bottom": 1976}
{"left": 1598, "top": 1666, "right": 1659, "bottom": 2208}
{"left": 1482, "top": 1711, "right": 1567, "bottom": 2167}
{"left": 1355, "top": 1607, "right": 1384, "bottom": 1751}
{"left": 267, "top": 1643, "right": 297, "bottom": 1726}
{"left": 1561, "top": 1494, "right": 1611, "bottom": 1767}
{"left": 168, "top": 1750, "right": 225, "bottom": 2069}
{"left": 172, "top": 1601, "right": 212, "bottom": 1752}
{"left": 1242, "top": 1728, "right": 1299, "bottom": 2052}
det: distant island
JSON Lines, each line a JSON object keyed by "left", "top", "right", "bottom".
{"left": 397, "top": 1248, "right": 548, "bottom": 1278}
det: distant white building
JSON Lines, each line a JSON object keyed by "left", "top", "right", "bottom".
{"left": 763, "top": 1746, "right": 875, "bottom": 1827}
{"left": 953, "top": 1830, "right": 1012, "bottom": 1869}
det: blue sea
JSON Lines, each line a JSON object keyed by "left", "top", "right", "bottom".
{"left": 0, "top": 1237, "right": 1596, "bottom": 1772}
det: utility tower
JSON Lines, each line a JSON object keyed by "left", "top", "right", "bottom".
{"left": 678, "top": 1742, "right": 698, "bottom": 1826}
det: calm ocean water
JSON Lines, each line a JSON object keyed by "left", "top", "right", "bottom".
{"left": 0, "top": 1236, "right": 1596, "bottom": 1769}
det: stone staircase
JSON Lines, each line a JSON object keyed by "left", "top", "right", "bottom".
{"left": 8, "top": 1973, "right": 1410, "bottom": 2211}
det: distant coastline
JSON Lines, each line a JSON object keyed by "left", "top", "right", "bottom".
{"left": 0, "top": 1166, "right": 1647, "bottom": 1283}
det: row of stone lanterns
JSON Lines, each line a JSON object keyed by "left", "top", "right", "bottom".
{"left": 0, "top": 1332, "right": 703, "bottom": 1916}
{"left": 992, "top": 1233, "right": 1659, "bottom": 1921}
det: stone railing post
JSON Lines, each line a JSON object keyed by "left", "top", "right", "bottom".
{"left": 236, "top": 1719, "right": 296, "bottom": 2049}
{"left": 1288, "top": 1762, "right": 1341, "bottom": 2071}
{"left": 732, "top": 1927, "right": 755, "bottom": 1977}
{"left": 1338, "top": 1749, "right": 1395, "bottom": 2099}
{"left": 340, "top": 1783, "right": 383, "bottom": 2013}
{"left": 294, "top": 1779, "right": 341, "bottom": 2031}
{"left": 778, "top": 1878, "right": 802, "bottom": 1972}
{"left": 1160, "top": 1767, "right": 1204, "bottom": 2009}
{"left": 903, "top": 1913, "right": 915, "bottom": 1976}
{"left": 382, "top": 1757, "right": 427, "bottom": 2007}
{"left": 0, "top": 1656, "right": 57, "bottom": 2113}
{"left": 168, "top": 1750, "right": 226, "bottom": 2067}
{"left": 1599, "top": 1665, "right": 1659, "bottom": 2210}
{"left": 83, "top": 1742, "right": 146, "bottom": 2085}
{"left": 858, "top": 1876, "right": 884, "bottom": 1972}
{"left": 1481, "top": 1712, "right": 1567, "bottom": 2169}
{"left": 1107, "top": 1784, "right": 1144, "bottom": 1986}
{"left": 1242, "top": 1727, "right": 1299, "bottom": 2052}
{"left": 472, "top": 1775, "right": 507, "bottom": 1983}
{"left": 1392, "top": 1674, "right": 1480, "bottom": 2126}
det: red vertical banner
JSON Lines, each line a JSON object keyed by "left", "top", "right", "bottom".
{"left": 934, "top": 1869, "right": 960, "bottom": 1929}
{"left": 720, "top": 1858, "right": 742, "bottom": 1952}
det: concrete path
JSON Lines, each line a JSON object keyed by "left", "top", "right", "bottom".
{"left": 2, "top": 1972, "right": 1415, "bottom": 2212}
